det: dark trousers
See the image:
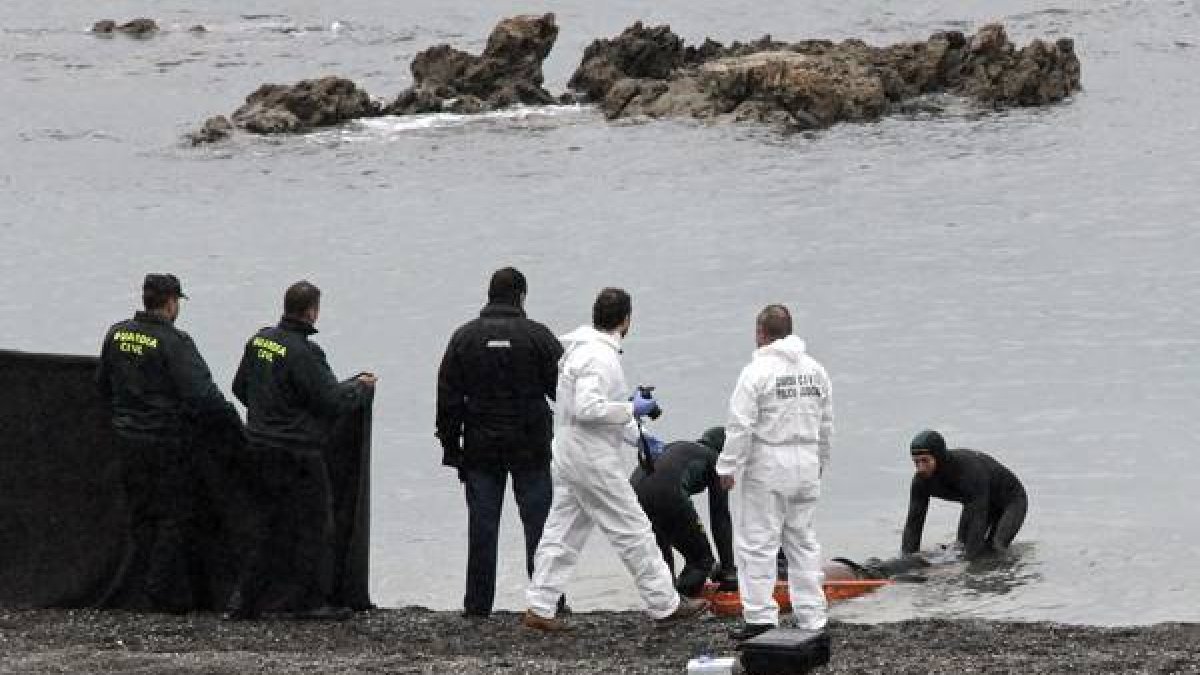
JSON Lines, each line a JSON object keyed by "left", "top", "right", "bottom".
{"left": 229, "top": 447, "right": 336, "bottom": 615}
{"left": 108, "top": 435, "right": 209, "bottom": 612}
{"left": 645, "top": 499, "right": 717, "bottom": 598}
{"left": 462, "top": 465, "right": 552, "bottom": 614}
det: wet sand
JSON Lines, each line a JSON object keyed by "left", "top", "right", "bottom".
{"left": 1, "top": 608, "right": 1197, "bottom": 674}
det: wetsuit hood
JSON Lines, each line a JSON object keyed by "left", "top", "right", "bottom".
{"left": 698, "top": 426, "right": 725, "bottom": 453}
{"left": 910, "top": 429, "right": 949, "bottom": 464}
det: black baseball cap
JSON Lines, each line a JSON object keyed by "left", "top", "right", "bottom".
{"left": 143, "top": 273, "right": 187, "bottom": 299}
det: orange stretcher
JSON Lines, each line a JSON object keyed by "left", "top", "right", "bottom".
{"left": 702, "top": 579, "right": 891, "bottom": 617}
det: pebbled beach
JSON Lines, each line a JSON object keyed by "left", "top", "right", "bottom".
{"left": 2, "top": 608, "right": 1197, "bottom": 674}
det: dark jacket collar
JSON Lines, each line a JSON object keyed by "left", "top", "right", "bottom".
{"left": 278, "top": 316, "right": 318, "bottom": 335}
{"left": 133, "top": 310, "right": 172, "bottom": 326}
{"left": 480, "top": 301, "right": 525, "bottom": 319}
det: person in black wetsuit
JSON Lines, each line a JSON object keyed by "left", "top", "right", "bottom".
{"left": 630, "top": 427, "right": 737, "bottom": 597}
{"left": 902, "top": 429, "right": 1028, "bottom": 560}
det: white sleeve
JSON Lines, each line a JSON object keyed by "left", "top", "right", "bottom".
{"left": 622, "top": 419, "right": 642, "bottom": 447}
{"left": 572, "top": 356, "right": 634, "bottom": 426}
{"left": 716, "top": 363, "right": 759, "bottom": 477}
{"left": 818, "top": 363, "right": 834, "bottom": 473}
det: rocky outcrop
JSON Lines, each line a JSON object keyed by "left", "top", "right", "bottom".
{"left": 953, "top": 26, "right": 1082, "bottom": 106}
{"left": 700, "top": 52, "right": 888, "bottom": 127}
{"left": 567, "top": 22, "right": 686, "bottom": 102}
{"left": 230, "top": 77, "right": 381, "bottom": 134}
{"left": 187, "top": 116, "right": 234, "bottom": 146}
{"left": 190, "top": 76, "right": 381, "bottom": 143}
{"left": 386, "top": 13, "right": 559, "bottom": 115}
{"left": 91, "top": 19, "right": 159, "bottom": 36}
{"left": 191, "top": 14, "right": 561, "bottom": 142}
{"left": 569, "top": 22, "right": 1082, "bottom": 128}
{"left": 188, "top": 17, "right": 1081, "bottom": 144}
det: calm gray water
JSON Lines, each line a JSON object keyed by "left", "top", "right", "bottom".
{"left": 3, "top": 0, "right": 1198, "bottom": 626}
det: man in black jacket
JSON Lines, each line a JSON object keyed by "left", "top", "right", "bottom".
{"left": 902, "top": 429, "right": 1028, "bottom": 560}
{"left": 630, "top": 427, "right": 737, "bottom": 598}
{"left": 96, "top": 273, "right": 242, "bottom": 611}
{"left": 229, "top": 280, "right": 376, "bottom": 620}
{"left": 436, "top": 267, "right": 563, "bottom": 617}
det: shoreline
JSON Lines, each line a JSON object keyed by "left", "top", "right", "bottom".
{"left": 2, "top": 608, "right": 1197, "bottom": 674}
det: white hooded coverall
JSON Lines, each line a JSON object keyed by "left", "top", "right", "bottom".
{"left": 715, "top": 334, "right": 833, "bottom": 629}
{"left": 525, "top": 325, "right": 680, "bottom": 619}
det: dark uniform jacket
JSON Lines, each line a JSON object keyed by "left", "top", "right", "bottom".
{"left": 96, "top": 311, "right": 237, "bottom": 440}
{"left": 232, "top": 317, "right": 369, "bottom": 453}
{"left": 436, "top": 302, "right": 562, "bottom": 471}
{"left": 631, "top": 440, "right": 735, "bottom": 572}
{"left": 902, "top": 448, "right": 1026, "bottom": 558}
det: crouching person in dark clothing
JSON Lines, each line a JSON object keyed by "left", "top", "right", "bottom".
{"left": 631, "top": 427, "right": 737, "bottom": 598}
{"left": 96, "top": 273, "right": 243, "bottom": 613}
{"left": 436, "top": 267, "right": 563, "bottom": 617}
{"left": 227, "top": 280, "right": 376, "bottom": 620}
{"left": 903, "top": 429, "right": 1028, "bottom": 560}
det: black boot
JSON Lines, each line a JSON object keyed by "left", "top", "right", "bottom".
{"left": 729, "top": 622, "right": 775, "bottom": 641}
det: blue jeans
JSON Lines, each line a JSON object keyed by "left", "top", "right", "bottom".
{"left": 463, "top": 465, "right": 553, "bottom": 614}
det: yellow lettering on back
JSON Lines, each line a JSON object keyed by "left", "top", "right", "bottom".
{"left": 251, "top": 337, "right": 287, "bottom": 358}
{"left": 114, "top": 330, "right": 157, "bottom": 353}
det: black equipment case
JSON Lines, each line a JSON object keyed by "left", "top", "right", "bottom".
{"left": 736, "top": 628, "right": 831, "bottom": 674}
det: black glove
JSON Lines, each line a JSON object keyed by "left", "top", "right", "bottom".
{"left": 440, "top": 437, "right": 464, "bottom": 471}
{"left": 439, "top": 437, "right": 466, "bottom": 483}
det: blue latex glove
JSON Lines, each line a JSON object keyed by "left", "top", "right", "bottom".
{"left": 642, "top": 434, "right": 665, "bottom": 461}
{"left": 632, "top": 390, "right": 657, "bottom": 417}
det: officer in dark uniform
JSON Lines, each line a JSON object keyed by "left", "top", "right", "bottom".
{"left": 630, "top": 427, "right": 737, "bottom": 597}
{"left": 903, "top": 429, "right": 1028, "bottom": 560}
{"left": 436, "top": 267, "right": 563, "bottom": 617}
{"left": 96, "top": 273, "right": 242, "bottom": 612}
{"left": 228, "top": 280, "right": 376, "bottom": 620}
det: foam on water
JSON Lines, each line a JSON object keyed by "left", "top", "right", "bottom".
{"left": 332, "top": 105, "right": 594, "bottom": 139}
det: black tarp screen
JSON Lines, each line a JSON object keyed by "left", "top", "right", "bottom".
{"left": 0, "top": 349, "right": 372, "bottom": 610}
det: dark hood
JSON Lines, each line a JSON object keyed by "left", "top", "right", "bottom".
{"left": 910, "top": 428, "right": 949, "bottom": 465}
{"left": 699, "top": 426, "right": 726, "bottom": 453}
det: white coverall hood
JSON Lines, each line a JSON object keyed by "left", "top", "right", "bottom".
{"left": 551, "top": 324, "right": 636, "bottom": 474}
{"left": 557, "top": 324, "right": 614, "bottom": 362}
{"left": 761, "top": 334, "right": 808, "bottom": 361}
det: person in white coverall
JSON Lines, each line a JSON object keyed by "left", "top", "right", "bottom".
{"left": 716, "top": 304, "right": 833, "bottom": 641}
{"left": 523, "top": 288, "right": 709, "bottom": 631}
